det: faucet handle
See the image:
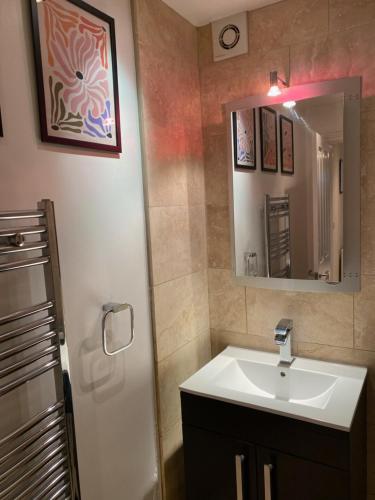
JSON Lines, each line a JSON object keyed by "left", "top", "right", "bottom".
{"left": 274, "top": 318, "right": 293, "bottom": 334}
{"left": 274, "top": 319, "right": 294, "bottom": 364}
{"left": 275, "top": 333, "right": 288, "bottom": 345}
{"left": 274, "top": 319, "right": 293, "bottom": 344}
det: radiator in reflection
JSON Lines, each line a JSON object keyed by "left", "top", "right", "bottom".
{"left": 264, "top": 194, "right": 291, "bottom": 279}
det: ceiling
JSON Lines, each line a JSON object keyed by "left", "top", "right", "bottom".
{"left": 161, "top": 0, "right": 282, "bottom": 26}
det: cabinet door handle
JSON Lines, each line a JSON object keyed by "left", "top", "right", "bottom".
{"left": 264, "top": 463, "right": 273, "bottom": 500}
{"left": 235, "top": 454, "right": 245, "bottom": 500}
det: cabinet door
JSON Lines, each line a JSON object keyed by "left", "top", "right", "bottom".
{"left": 183, "top": 425, "right": 257, "bottom": 500}
{"left": 257, "top": 447, "right": 349, "bottom": 500}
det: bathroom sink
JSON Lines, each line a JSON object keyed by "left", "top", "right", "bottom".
{"left": 214, "top": 358, "right": 338, "bottom": 409}
{"left": 180, "top": 346, "right": 367, "bottom": 430}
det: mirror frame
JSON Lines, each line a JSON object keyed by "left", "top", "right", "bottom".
{"left": 225, "top": 77, "right": 361, "bottom": 293}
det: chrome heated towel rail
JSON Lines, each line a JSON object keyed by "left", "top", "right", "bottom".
{"left": 0, "top": 200, "right": 80, "bottom": 499}
{"left": 265, "top": 194, "right": 291, "bottom": 279}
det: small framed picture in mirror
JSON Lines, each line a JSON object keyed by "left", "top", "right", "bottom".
{"left": 280, "top": 115, "right": 294, "bottom": 175}
{"left": 232, "top": 109, "right": 256, "bottom": 169}
{"left": 260, "top": 106, "right": 278, "bottom": 172}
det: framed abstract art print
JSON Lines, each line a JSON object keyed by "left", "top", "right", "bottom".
{"left": 30, "top": 0, "right": 121, "bottom": 152}
{"left": 232, "top": 109, "right": 256, "bottom": 170}
{"left": 259, "top": 106, "right": 278, "bottom": 173}
{"left": 280, "top": 115, "right": 294, "bottom": 175}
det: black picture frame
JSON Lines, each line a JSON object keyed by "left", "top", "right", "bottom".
{"left": 259, "top": 106, "right": 278, "bottom": 173}
{"left": 0, "top": 108, "right": 3, "bottom": 137}
{"left": 30, "top": 0, "right": 122, "bottom": 153}
{"left": 280, "top": 115, "right": 294, "bottom": 175}
{"left": 232, "top": 108, "right": 256, "bottom": 170}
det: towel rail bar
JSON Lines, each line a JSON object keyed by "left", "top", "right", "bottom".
{"left": 0, "top": 316, "right": 55, "bottom": 343}
{"left": 0, "top": 345, "right": 58, "bottom": 380}
{"left": 0, "top": 448, "right": 67, "bottom": 499}
{"left": 0, "top": 302, "right": 54, "bottom": 326}
{"left": 0, "top": 359, "right": 59, "bottom": 398}
{"left": 0, "top": 256, "right": 49, "bottom": 273}
{"left": 0, "top": 415, "right": 65, "bottom": 468}
{"left": 0, "top": 242, "right": 48, "bottom": 255}
{"left": 33, "top": 470, "right": 70, "bottom": 500}
{"left": 0, "top": 210, "right": 44, "bottom": 220}
{"left": 0, "top": 330, "right": 57, "bottom": 361}
{"left": 0, "top": 401, "right": 64, "bottom": 448}
{"left": 0, "top": 226, "right": 46, "bottom": 238}
{"left": 47, "top": 480, "right": 70, "bottom": 500}
{"left": 0, "top": 429, "right": 66, "bottom": 483}
{"left": 0, "top": 199, "right": 79, "bottom": 498}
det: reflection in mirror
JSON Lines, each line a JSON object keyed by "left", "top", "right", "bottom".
{"left": 231, "top": 93, "right": 344, "bottom": 283}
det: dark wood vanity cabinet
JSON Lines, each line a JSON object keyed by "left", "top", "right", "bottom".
{"left": 256, "top": 447, "right": 347, "bottom": 500}
{"left": 181, "top": 390, "right": 366, "bottom": 500}
{"left": 183, "top": 425, "right": 257, "bottom": 500}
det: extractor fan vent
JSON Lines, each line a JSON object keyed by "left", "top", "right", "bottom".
{"left": 211, "top": 12, "right": 248, "bottom": 62}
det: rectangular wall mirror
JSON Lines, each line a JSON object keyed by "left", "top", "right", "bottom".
{"left": 226, "top": 77, "right": 360, "bottom": 292}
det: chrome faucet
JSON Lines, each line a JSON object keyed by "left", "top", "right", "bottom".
{"left": 274, "top": 319, "right": 295, "bottom": 366}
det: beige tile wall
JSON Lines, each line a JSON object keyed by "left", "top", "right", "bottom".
{"left": 198, "top": 0, "right": 375, "bottom": 497}
{"left": 132, "top": 0, "right": 210, "bottom": 498}
{"left": 133, "top": 0, "right": 375, "bottom": 497}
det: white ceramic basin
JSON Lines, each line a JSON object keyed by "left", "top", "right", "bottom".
{"left": 214, "top": 358, "right": 338, "bottom": 409}
{"left": 180, "top": 346, "right": 367, "bottom": 431}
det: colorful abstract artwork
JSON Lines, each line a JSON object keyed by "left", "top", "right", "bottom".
{"left": 30, "top": 0, "right": 121, "bottom": 152}
{"left": 260, "top": 107, "right": 278, "bottom": 173}
{"left": 280, "top": 115, "right": 294, "bottom": 175}
{"left": 233, "top": 109, "right": 256, "bottom": 170}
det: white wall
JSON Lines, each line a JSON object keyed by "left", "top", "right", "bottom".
{"left": 0, "top": 1, "right": 159, "bottom": 499}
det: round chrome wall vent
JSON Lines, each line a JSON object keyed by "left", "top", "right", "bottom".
{"left": 218, "top": 24, "right": 240, "bottom": 50}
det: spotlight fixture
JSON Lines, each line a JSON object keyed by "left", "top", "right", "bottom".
{"left": 267, "top": 84, "right": 281, "bottom": 97}
{"left": 283, "top": 100, "right": 296, "bottom": 109}
{"left": 267, "top": 70, "right": 289, "bottom": 97}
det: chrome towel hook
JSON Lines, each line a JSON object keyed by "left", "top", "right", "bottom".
{"left": 102, "top": 302, "right": 135, "bottom": 356}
